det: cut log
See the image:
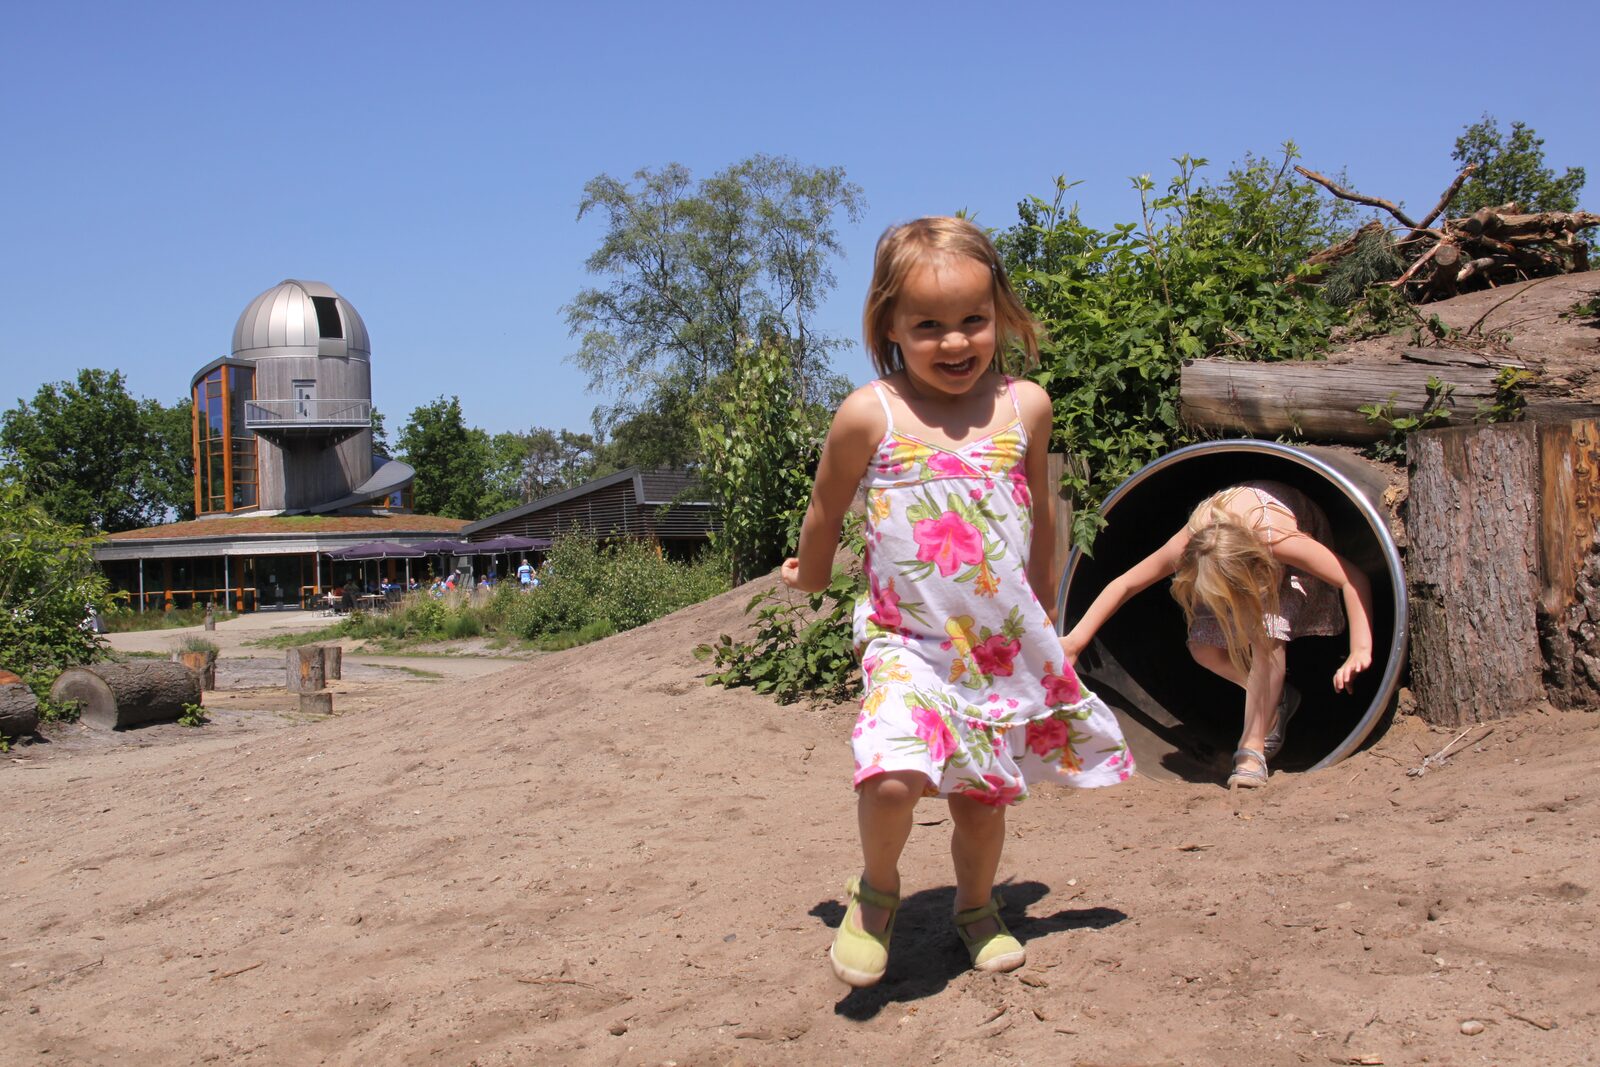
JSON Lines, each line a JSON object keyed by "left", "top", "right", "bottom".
{"left": 318, "top": 644, "right": 342, "bottom": 681}
{"left": 1405, "top": 424, "right": 1546, "bottom": 725}
{"left": 286, "top": 646, "right": 326, "bottom": 693}
{"left": 1535, "top": 417, "right": 1600, "bottom": 708}
{"left": 0, "top": 682, "right": 40, "bottom": 738}
{"left": 1180, "top": 358, "right": 1508, "bottom": 443}
{"left": 50, "top": 661, "right": 202, "bottom": 730}
{"left": 172, "top": 650, "right": 217, "bottom": 690}
{"left": 299, "top": 692, "right": 334, "bottom": 716}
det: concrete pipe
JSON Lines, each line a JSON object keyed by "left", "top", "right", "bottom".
{"left": 1057, "top": 440, "right": 1408, "bottom": 779}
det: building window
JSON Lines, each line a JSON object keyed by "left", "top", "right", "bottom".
{"left": 194, "top": 364, "right": 258, "bottom": 515}
{"left": 312, "top": 296, "right": 343, "bottom": 339}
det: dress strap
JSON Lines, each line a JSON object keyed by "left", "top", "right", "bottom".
{"left": 1003, "top": 375, "right": 1024, "bottom": 422}
{"left": 868, "top": 380, "right": 895, "bottom": 433}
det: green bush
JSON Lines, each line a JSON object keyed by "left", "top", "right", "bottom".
{"left": 102, "top": 604, "right": 237, "bottom": 632}
{"left": 998, "top": 145, "right": 1350, "bottom": 548}
{"left": 0, "top": 483, "right": 112, "bottom": 709}
{"left": 504, "top": 533, "right": 729, "bottom": 640}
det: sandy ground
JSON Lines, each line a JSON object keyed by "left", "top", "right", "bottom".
{"left": 2, "top": 579, "right": 1598, "bottom": 1066}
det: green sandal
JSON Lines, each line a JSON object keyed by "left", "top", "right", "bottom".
{"left": 830, "top": 876, "right": 899, "bottom": 987}
{"left": 954, "top": 893, "right": 1026, "bottom": 973}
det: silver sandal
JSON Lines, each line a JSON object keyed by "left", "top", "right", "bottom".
{"left": 1228, "top": 747, "right": 1269, "bottom": 789}
{"left": 1263, "top": 684, "right": 1301, "bottom": 760}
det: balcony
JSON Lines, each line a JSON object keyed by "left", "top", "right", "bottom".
{"left": 244, "top": 398, "right": 372, "bottom": 444}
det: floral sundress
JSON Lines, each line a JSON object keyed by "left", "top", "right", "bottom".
{"left": 850, "top": 379, "right": 1132, "bottom": 804}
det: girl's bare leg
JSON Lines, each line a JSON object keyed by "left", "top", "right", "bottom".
{"left": 1237, "top": 640, "right": 1286, "bottom": 774}
{"left": 948, "top": 793, "right": 1006, "bottom": 938}
{"left": 854, "top": 770, "right": 924, "bottom": 933}
{"left": 1190, "top": 639, "right": 1285, "bottom": 776}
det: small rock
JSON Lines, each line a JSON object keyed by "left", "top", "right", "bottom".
{"left": 1460, "top": 1020, "right": 1484, "bottom": 1035}
{"left": 1335, "top": 813, "right": 1350, "bottom": 822}
{"left": 609, "top": 1022, "right": 629, "bottom": 1036}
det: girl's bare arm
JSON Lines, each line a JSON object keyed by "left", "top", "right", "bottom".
{"left": 1017, "top": 381, "right": 1062, "bottom": 624}
{"left": 1270, "top": 535, "right": 1375, "bottom": 692}
{"left": 1060, "top": 528, "right": 1188, "bottom": 664}
{"left": 781, "top": 388, "right": 883, "bottom": 593}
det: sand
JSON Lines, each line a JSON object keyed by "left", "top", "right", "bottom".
{"left": 2, "top": 576, "right": 1597, "bottom": 1066}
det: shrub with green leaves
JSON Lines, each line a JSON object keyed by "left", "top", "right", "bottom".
{"left": 694, "top": 341, "right": 827, "bottom": 584}
{"left": 694, "top": 568, "right": 859, "bottom": 705}
{"left": 0, "top": 482, "right": 112, "bottom": 707}
{"left": 998, "top": 145, "right": 1350, "bottom": 548}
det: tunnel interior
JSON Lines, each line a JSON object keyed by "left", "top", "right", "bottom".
{"left": 1059, "top": 443, "right": 1405, "bottom": 781}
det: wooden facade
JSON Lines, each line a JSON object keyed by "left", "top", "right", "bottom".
{"left": 463, "top": 468, "right": 718, "bottom": 554}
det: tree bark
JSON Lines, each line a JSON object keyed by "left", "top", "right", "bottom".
{"left": 50, "top": 662, "right": 202, "bottom": 730}
{"left": 1535, "top": 417, "right": 1600, "bottom": 708}
{"left": 318, "top": 645, "right": 342, "bottom": 681}
{"left": 0, "top": 682, "right": 40, "bottom": 738}
{"left": 286, "top": 646, "right": 326, "bottom": 693}
{"left": 299, "top": 692, "right": 334, "bottom": 716}
{"left": 1405, "top": 424, "right": 1545, "bottom": 725}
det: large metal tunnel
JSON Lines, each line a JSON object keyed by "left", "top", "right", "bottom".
{"left": 1057, "top": 441, "right": 1408, "bottom": 780}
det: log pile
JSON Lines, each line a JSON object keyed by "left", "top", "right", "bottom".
{"left": 1296, "top": 164, "right": 1598, "bottom": 299}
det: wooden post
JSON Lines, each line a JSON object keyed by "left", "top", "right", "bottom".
{"left": 1406, "top": 424, "right": 1546, "bottom": 724}
{"left": 1536, "top": 417, "right": 1600, "bottom": 708}
{"left": 285, "top": 646, "right": 326, "bottom": 693}
{"left": 299, "top": 692, "right": 334, "bottom": 716}
{"left": 172, "top": 650, "right": 217, "bottom": 690}
{"left": 1047, "top": 452, "right": 1088, "bottom": 606}
{"left": 319, "top": 644, "right": 342, "bottom": 681}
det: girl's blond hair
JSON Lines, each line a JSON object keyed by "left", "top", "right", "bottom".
{"left": 1169, "top": 490, "right": 1282, "bottom": 678}
{"left": 862, "top": 216, "right": 1042, "bottom": 378}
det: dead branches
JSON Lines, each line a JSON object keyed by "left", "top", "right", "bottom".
{"left": 1295, "top": 165, "right": 1596, "bottom": 301}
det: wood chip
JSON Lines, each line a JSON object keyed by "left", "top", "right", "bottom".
{"left": 1174, "top": 843, "right": 1214, "bottom": 851}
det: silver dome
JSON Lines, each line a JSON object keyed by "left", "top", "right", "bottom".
{"left": 231, "top": 279, "right": 371, "bottom": 360}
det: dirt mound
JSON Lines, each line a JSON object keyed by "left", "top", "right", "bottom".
{"left": 3, "top": 571, "right": 1598, "bottom": 1065}
{"left": 1327, "top": 269, "right": 1600, "bottom": 405}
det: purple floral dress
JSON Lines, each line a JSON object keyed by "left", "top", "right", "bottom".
{"left": 851, "top": 379, "right": 1132, "bottom": 804}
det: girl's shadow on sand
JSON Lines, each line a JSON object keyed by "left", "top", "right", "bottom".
{"left": 808, "top": 880, "right": 1126, "bottom": 1020}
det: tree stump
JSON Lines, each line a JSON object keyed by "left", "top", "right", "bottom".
{"left": 172, "top": 650, "right": 217, "bottom": 690}
{"left": 1535, "top": 417, "right": 1600, "bottom": 708}
{"left": 50, "top": 662, "right": 202, "bottom": 730}
{"left": 299, "top": 691, "right": 334, "bottom": 716}
{"left": 0, "top": 680, "right": 40, "bottom": 738}
{"left": 319, "top": 644, "right": 342, "bottom": 681}
{"left": 286, "top": 646, "right": 326, "bottom": 693}
{"left": 1407, "top": 423, "right": 1547, "bottom": 724}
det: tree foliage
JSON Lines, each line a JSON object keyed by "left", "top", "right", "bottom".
{"left": 694, "top": 342, "right": 825, "bottom": 584}
{"left": 564, "top": 154, "right": 864, "bottom": 432}
{"left": 999, "top": 145, "right": 1348, "bottom": 547}
{"left": 1449, "top": 115, "right": 1586, "bottom": 215}
{"left": 0, "top": 481, "right": 110, "bottom": 705}
{"left": 0, "top": 370, "right": 192, "bottom": 531}
{"left": 397, "top": 396, "right": 491, "bottom": 519}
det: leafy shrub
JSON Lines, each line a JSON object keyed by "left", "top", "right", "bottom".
{"left": 695, "top": 567, "right": 860, "bottom": 705}
{"left": 0, "top": 483, "right": 111, "bottom": 707}
{"left": 999, "top": 145, "right": 1350, "bottom": 548}
{"left": 174, "top": 634, "right": 219, "bottom": 654}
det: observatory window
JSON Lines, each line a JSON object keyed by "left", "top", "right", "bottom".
{"left": 312, "top": 296, "right": 343, "bottom": 339}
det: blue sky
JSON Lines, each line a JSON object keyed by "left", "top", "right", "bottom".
{"left": 3, "top": 0, "right": 1593, "bottom": 440}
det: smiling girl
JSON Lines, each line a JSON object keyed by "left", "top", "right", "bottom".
{"left": 782, "top": 217, "right": 1131, "bottom": 987}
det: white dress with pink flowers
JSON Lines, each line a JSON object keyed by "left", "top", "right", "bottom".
{"left": 850, "top": 379, "right": 1132, "bottom": 803}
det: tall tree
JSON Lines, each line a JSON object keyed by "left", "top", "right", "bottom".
{"left": 1449, "top": 115, "right": 1586, "bottom": 215}
{"left": 0, "top": 370, "right": 188, "bottom": 531}
{"left": 397, "top": 397, "right": 491, "bottom": 519}
{"left": 564, "top": 154, "right": 864, "bottom": 433}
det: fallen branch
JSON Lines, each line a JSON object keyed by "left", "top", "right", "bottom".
{"left": 1407, "top": 725, "right": 1495, "bottom": 777}
{"left": 211, "top": 961, "right": 264, "bottom": 981}
{"left": 1295, "top": 166, "right": 1417, "bottom": 228}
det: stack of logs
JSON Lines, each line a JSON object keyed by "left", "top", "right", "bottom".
{"left": 287, "top": 644, "right": 341, "bottom": 715}
{"left": 1295, "top": 164, "right": 1598, "bottom": 299}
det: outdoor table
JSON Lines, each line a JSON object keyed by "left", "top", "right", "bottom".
{"left": 356, "top": 594, "right": 386, "bottom": 612}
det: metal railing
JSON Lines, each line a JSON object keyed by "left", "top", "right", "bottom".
{"left": 245, "top": 398, "right": 372, "bottom": 430}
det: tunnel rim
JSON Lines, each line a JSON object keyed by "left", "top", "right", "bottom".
{"left": 1057, "top": 438, "right": 1409, "bottom": 771}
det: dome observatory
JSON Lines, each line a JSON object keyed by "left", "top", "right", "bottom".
{"left": 191, "top": 279, "right": 411, "bottom": 515}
